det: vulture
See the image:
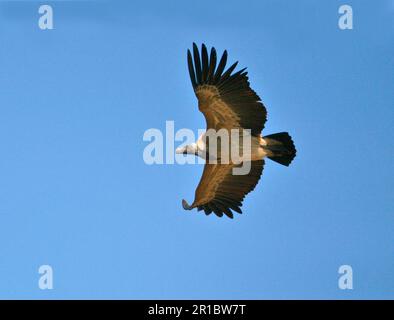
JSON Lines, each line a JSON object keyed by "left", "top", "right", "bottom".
{"left": 176, "top": 43, "right": 296, "bottom": 218}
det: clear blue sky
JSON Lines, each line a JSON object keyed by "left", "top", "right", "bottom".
{"left": 0, "top": 0, "right": 393, "bottom": 299}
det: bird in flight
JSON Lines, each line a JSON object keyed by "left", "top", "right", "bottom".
{"left": 176, "top": 43, "right": 296, "bottom": 218}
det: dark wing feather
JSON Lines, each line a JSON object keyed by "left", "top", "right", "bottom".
{"left": 214, "top": 50, "right": 227, "bottom": 83}
{"left": 188, "top": 43, "right": 267, "bottom": 136}
{"left": 201, "top": 44, "right": 209, "bottom": 83}
{"left": 182, "top": 160, "right": 264, "bottom": 218}
{"left": 187, "top": 50, "right": 197, "bottom": 88}
{"left": 207, "top": 48, "right": 217, "bottom": 83}
{"left": 193, "top": 43, "right": 202, "bottom": 84}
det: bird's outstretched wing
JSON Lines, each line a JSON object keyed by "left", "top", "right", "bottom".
{"left": 187, "top": 43, "right": 267, "bottom": 136}
{"left": 182, "top": 160, "right": 264, "bottom": 218}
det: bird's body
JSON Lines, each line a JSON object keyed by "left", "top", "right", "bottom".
{"left": 177, "top": 43, "right": 297, "bottom": 218}
{"left": 193, "top": 132, "right": 268, "bottom": 162}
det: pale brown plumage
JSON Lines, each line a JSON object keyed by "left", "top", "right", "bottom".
{"left": 182, "top": 161, "right": 264, "bottom": 218}
{"left": 188, "top": 43, "right": 267, "bottom": 135}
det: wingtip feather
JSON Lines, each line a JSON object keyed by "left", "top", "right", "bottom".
{"left": 182, "top": 199, "right": 192, "bottom": 210}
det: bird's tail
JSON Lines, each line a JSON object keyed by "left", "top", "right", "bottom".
{"left": 263, "top": 132, "right": 296, "bottom": 166}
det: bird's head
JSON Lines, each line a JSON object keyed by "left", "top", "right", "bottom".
{"left": 176, "top": 143, "right": 198, "bottom": 155}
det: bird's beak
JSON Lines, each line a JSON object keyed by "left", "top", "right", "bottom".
{"left": 175, "top": 147, "right": 184, "bottom": 154}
